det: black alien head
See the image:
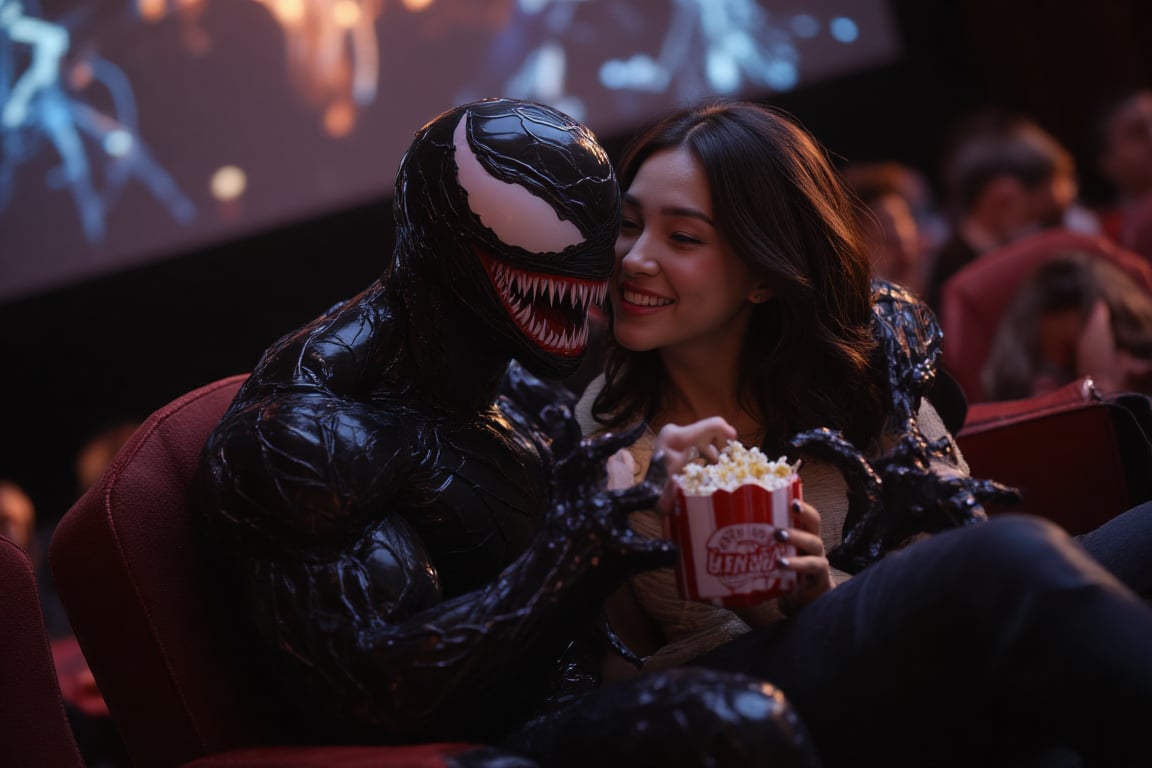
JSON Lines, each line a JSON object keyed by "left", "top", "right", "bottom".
{"left": 392, "top": 98, "right": 620, "bottom": 379}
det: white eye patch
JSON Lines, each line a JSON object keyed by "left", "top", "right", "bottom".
{"left": 454, "top": 115, "right": 584, "bottom": 254}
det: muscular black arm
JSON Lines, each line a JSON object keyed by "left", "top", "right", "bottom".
{"left": 201, "top": 298, "right": 673, "bottom": 738}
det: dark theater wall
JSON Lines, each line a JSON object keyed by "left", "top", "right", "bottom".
{"left": 3, "top": 0, "right": 1152, "bottom": 526}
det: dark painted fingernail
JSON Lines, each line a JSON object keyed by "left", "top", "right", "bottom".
{"left": 774, "top": 529, "right": 790, "bottom": 542}
{"left": 777, "top": 557, "right": 791, "bottom": 568}
{"left": 791, "top": 499, "right": 802, "bottom": 512}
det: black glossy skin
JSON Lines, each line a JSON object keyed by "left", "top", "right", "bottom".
{"left": 197, "top": 99, "right": 816, "bottom": 763}
{"left": 791, "top": 280, "right": 1020, "bottom": 574}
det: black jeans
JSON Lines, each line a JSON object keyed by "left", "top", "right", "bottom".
{"left": 693, "top": 514, "right": 1152, "bottom": 767}
{"left": 1078, "top": 499, "right": 1152, "bottom": 598}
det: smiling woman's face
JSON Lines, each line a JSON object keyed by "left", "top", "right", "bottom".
{"left": 610, "top": 146, "right": 763, "bottom": 355}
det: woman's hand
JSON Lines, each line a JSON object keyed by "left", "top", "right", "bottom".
{"left": 604, "top": 448, "right": 638, "bottom": 491}
{"left": 651, "top": 418, "right": 738, "bottom": 513}
{"left": 777, "top": 498, "right": 834, "bottom": 610}
{"left": 605, "top": 417, "right": 739, "bottom": 494}
{"left": 652, "top": 417, "right": 738, "bottom": 477}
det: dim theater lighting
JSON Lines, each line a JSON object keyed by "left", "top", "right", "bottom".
{"left": 210, "top": 166, "right": 248, "bottom": 203}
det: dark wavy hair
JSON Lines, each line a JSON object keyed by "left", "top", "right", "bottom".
{"left": 592, "top": 100, "right": 885, "bottom": 453}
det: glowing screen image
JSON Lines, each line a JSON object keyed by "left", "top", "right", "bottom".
{"left": 0, "top": 0, "right": 899, "bottom": 303}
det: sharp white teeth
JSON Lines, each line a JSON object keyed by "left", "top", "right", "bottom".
{"left": 484, "top": 255, "right": 612, "bottom": 352}
{"left": 624, "top": 289, "right": 672, "bottom": 307}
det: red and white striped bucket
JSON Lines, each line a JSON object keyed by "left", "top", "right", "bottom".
{"left": 669, "top": 476, "right": 801, "bottom": 608}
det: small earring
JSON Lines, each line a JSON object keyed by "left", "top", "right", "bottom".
{"left": 750, "top": 292, "right": 767, "bottom": 304}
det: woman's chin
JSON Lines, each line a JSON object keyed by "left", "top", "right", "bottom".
{"left": 617, "top": 333, "right": 663, "bottom": 356}
{"left": 613, "top": 326, "right": 661, "bottom": 353}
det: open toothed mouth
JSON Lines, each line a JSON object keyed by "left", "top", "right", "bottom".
{"left": 478, "top": 249, "right": 608, "bottom": 356}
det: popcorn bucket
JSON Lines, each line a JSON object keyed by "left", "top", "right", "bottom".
{"left": 669, "top": 475, "right": 801, "bottom": 608}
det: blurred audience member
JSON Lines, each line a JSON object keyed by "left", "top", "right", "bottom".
{"left": 983, "top": 252, "right": 1152, "bottom": 401}
{"left": 1092, "top": 88, "right": 1152, "bottom": 244}
{"left": 74, "top": 422, "right": 139, "bottom": 497}
{"left": 23, "top": 422, "right": 139, "bottom": 767}
{"left": 0, "top": 472, "right": 126, "bottom": 765}
{"left": 1120, "top": 192, "right": 1152, "bottom": 266}
{"left": 927, "top": 110, "right": 1089, "bottom": 311}
{"left": 841, "top": 161, "right": 936, "bottom": 297}
{"left": 0, "top": 479, "right": 36, "bottom": 553}
{"left": 33, "top": 421, "right": 141, "bottom": 640}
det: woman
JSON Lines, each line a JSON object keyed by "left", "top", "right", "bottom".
{"left": 578, "top": 100, "right": 1152, "bottom": 767}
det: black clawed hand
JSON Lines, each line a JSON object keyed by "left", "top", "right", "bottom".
{"left": 539, "top": 402, "right": 583, "bottom": 458}
{"left": 553, "top": 421, "right": 652, "bottom": 490}
{"left": 609, "top": 481, "right": 661, "bottom": 518}
{"left": 599, "top": 447, "right": 665, "bottom": 523}
{"left": 584, "top": 421, "right": 650, "bottom": 465}
{"left": 641, "top": 449, "right": 668, "bottom": 492}
{"left": 542, "top": 418, "right": 678, "bottom": 577}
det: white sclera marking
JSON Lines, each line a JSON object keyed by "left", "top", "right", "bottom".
{"left": 453, "top": 115, "right": 584, "bottom": 254}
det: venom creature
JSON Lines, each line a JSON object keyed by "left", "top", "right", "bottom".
{"left": 790, "top": 280, "right": 1020, "bottom": 574}
{"left": 197, "top": 99, "right": 818, "bottom": 767}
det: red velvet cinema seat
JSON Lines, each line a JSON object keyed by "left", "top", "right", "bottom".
{"left": 48, "top": 375, "right": 486, "bottom": 768}
{"left": 957, "top": 377, "right": 1152, "bottom": 535}
{"left": 938, "top": 228, "right": 1152, "bottom": 403}
{"left": 0, "top": 534, "right": 85, "bottom": 768}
